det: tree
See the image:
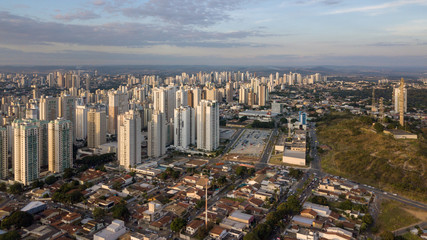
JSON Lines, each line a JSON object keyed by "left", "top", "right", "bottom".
{"left": 0, "top": 182, "right": 7, "bottom": 192}
{"left": 0, "top": 231, "right": 20, "bottom": 240}
{"left": 31, "top": 180, "right": 44, "bottom": 189}
{"left": 45, "top": 175, "right": 57, "bottom": 185}
{"left": 195, "top": 199, "right": 205, "bottom": 210}
{"left": 1, "top": 211, "right": 33, "bottom": 229}
{"left": 310, "top": 196, "right": 328, "bottom": 205}
{"left": 93, "top": 207, "right": 106, "bottom": 220}
{"left": 235, "top": 166, "right": 247, "bottom": 178}
{"left": 112, "top": 181, "right": 122, "bottom": 190}
{"left": 170, "top": 218, "right": 186, "bottom": 232}
{"left": 362, "top": 213, "right": 374, "bottom": 225}
{"left": 288, "top": 168, "right": 303, "bottom": 180}
{"left": 112, "top": 204, "right": 130, "bottom": 220}
{"left": 8, "top": 183, "right": 23, "bottom": 194}
{"left": 63, "top": 168, "right": 74, "bottom": 179}
{"left": 374, "top": 123, "right": 384, "bottom": 133}
{"left": 380, "top": 231, "right": 395, "bottom": 240}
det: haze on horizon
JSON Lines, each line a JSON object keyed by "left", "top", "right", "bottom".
{"left": 1, "top": 0, "right": 427, "bottom": 66}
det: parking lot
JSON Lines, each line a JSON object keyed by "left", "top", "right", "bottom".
{"left": 228, "top": 129, "right": 271, "bottom": 157}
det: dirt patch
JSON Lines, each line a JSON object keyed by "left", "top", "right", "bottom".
{"left": 402, "top": 207, "right": 427, "bottom": 222}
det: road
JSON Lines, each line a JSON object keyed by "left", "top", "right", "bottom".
{"left": 307, "top": 122, "right": 427, "bottom": 211}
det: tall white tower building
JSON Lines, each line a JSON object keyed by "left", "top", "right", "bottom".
{"left": 174, "top": 106, "right": 195, "bottom": 150}
{"left": 75, "top": 104, "right": 88, "bottom": 140}
{"left": 39, "top": 96, "right": 58, "bottom": 121}
{"left": 0, "top": 127, "right": 8, "bottom": 179}
{"left": 48, "top": 118, "right": 73, "bottom": 173}
{"left": 118, "top": 110, "right": 141, "bottom": 169}
{"left": 87, "top": 108, "right": 106, "bottom": 148}
{"left": 13, "top": 119, "right": 47, "bottom": 185}
{"left": 108, "top": 90, "right": 128, "bottom": 135}
{"left": 148, "top": 111, "right": 166, "bottom": 158}
{"left": 197, "top": 100, "right": 219, "bottom": 151}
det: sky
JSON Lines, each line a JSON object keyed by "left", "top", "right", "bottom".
{"left": 0, "top": 0, "right": 427, "bottom": 66}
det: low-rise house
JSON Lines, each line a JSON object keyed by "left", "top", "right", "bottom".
{"left": 210, "top": 225, "right": 228, "bottom": 239}
{"left": 186, "top": 219, "right": 205, "bottom": 236}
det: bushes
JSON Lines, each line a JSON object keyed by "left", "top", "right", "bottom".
{"left": 1, "top": 211, "right": 33, "bottom": 229}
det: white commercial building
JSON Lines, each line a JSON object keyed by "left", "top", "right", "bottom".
{"left": 93, "top": 219, "right": 127, "bottom": 240}
{"left": 118, "top": 110, "right": 141, "bottom": 169}
{"left": 197, "top": 100, "right": 219, "bottom": 151}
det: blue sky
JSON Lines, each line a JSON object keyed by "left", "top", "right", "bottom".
{"left": 0, "top": 0, "right": 427, "bottom": 66}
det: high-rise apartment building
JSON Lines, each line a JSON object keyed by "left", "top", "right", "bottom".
{"left": 87, "top": 108, "right": 106, "bottom": 148}
{"left": 108, "top": 91, "right": 129, "bottom": 135}
{"left": 40, "top": 96, "right": 58, "bottom": 121}
{"left": 118, "top": 110, "right": 141, "bottom": 169}
{"left": 197, "top": 100, "right": 219, "bottom": 151}
{"left": 13, "top": 119, "right": 47, "bottom": 185}
{"left": 75, "top": 104, "right": 88, "bottom": 140}
{"left": 148, "top": 111, "right": 166, "bottom": 158}
{"left": 59, "top": 95, "right": 76, "bottom": 138}
{"left": 174, "top": 106, "right": 195, "bottom": 149}
{"left": 0, "top": 127, "right": 8, "bottom": 179}
{"left": 48, "top": 118, "right": 73, "bottom": 173}
{"left": 176, "top": 89, "right": 188, "bottom": 108}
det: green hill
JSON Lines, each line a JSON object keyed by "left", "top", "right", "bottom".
{"left": 317, "top": 112, "right": 427, "bottom": 202}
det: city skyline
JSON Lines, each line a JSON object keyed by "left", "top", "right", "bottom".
{"left": 1, "top": 0, "right": 427, "bottom": 66}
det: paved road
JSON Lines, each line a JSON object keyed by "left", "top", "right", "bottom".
{"left": 308, "top": 122, "right": 427, "bottom": 211}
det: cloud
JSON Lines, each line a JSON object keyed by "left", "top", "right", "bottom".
{"left": 122, "top": 0, "right": 247, "bottom": 26}
{"left": 54, "top": 10, "right": 100, "bottom": 21}
{"left": 92, "top": 0, "right": 106, "bottom": 6}
{"left": 327, "top": 0, "right": 427, "bottom": 14}
{"left": 0, "top": 11, "right": 265, "bottom": 48}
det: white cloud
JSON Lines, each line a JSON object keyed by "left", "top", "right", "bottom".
{"left": 326, "top": 0, "right": 427, "bottom": 15}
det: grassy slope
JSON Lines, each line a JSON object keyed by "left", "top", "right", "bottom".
{"left": 376, "top": 200, "right": 421, "bottom": 232}
{"left": 317, "top": 112, "right": 427, "bottom": 202}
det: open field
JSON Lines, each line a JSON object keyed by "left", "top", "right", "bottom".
{"left": 376, "top": 199, "right": 425, "bottom": 232}
{"left": 223, "top": 129, "right": 271, "bottom": 162}
{"left": 317, "top": 112, "right": 427, "bottom": 202}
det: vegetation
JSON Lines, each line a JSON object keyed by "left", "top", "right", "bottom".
{"left": 93, "top": 207, "right": 106, "bottom": 220}
{"left": 235, "top": 166, "right": 255, "bottom": 178}
{"left": 158, "top": 167, "right": 181, "bottom": 180}
{"left": 375, "top": 200, "right": 421, "bottom": 232}
{"left": 309, "top": 196, "right": 328, "bottom": 205}
{"left": 0, "top": 231, "right": 20, "bottom": 240}
{"left": 51, "top": 180, "right": 84, "bottom": 204}
{"left": 111, "top": 203, "right": 130, "bottom": 221}
{"left": 0, "top": 183, "right": 6, "bottom": 192}
{"left": 288, "top": 168, "right": 303, "bottom": 180}
{"left": 317, "top": 111, "right": 427, "bottom": 201}
{"left": 244, "top": 195, "right": 301, "bottom": 240}
{"left": 251, "top": 120, "right": 275, "bottom": 129}
{"left": 44, "top": 175, "right": 57, "bottom": 185}
{"left": 170, "top": 217, "right": 186, "bottom": 232}
{"left": 31, "top": 180, "right": 44, "bottom": 189}
{"left": 1, "top": 211, "right": 33, "bottom": 229}
{"left": 76, "top": 153, "right": 116, "bottom": 167}
{"left": 7, "top": 183, "right": 23, "bottom": 195}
